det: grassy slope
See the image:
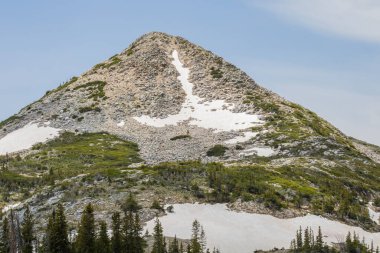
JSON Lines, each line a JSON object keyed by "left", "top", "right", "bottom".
{"left": 0, "top": 132, "right": 141, "bottom": 206}
{"left": 0, "top": 128, "right": 379, "bottom": 230}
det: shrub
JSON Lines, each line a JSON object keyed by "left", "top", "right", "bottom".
{"left": 166, "top": 205, "right": 174, "bottom": 213}
{"left": 121, "top": 193, "right": 141, "bottom": 213}
{"left": 170, "top": 135, "right": 191, "bottom": 141}
{"left": 206, "top": 145, "right": 228, "bottom": 157}
{"left": 374, "top": 197, "right": 380, "bottom": 207}
{"left": 151, "top": 199, "right": 163, "bottom": 211}
{"left": 210, "top": 67, "right": 223, "bottom": 79}
{"left": 79, "top": 106, "right": 101, "bottom": 113}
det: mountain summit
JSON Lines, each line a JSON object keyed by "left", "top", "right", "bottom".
{"left": 2, "top": 32, "right": 377, "bottom": 164}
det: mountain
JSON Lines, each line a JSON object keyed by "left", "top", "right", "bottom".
{"left": 0, "top": 32, "right": 379, "bottom": 235}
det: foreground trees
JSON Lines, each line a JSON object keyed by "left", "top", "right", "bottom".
{"left": 1, "top": 201, "right": 378, "bottom": 253}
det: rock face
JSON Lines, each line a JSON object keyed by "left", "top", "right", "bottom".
{"left": 0, "top": 32, "right": 377, "bottom": 164}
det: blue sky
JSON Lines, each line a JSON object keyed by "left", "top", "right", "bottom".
{"left": 1, "top": 0, "right": 379, "bottom": 145}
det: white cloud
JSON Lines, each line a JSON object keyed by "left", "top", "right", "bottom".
{"left": 250, "top": 0, "right": 380, "bottom": 43}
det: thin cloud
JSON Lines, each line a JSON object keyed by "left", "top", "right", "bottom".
{"left": 249, "top": 0, "right": 380, "bottom": 43}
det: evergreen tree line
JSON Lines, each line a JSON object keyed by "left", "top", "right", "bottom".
{"left": 1, "top": 201, "right": 379, "bottom": 253}
{"left": 0, "top": 203, "right": 220, "bottom": 253}
{"left": 289, "top": 226, "right": 380, "bottom": 253}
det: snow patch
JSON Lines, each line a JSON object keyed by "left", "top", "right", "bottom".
{"left": 0, "top": 122, "right": 61, "bottom": 155}
{"left": 368, "top": 203, "right": 380, "bottom": 225}
{"left": 240, "top": 147, "right": 275, "bottom": 157}
{"left": 2, "top": 202, "right": 21, "bottom": 213}
{"left": 145, "top": 203, "right": 380, "bottom": 253}
{"left": 225, "top": 132, "right": 258, "bottom": 144}
{"left": 117, "top": 121, "right": 125, "bottom": 127}
{"left": 134, "top": 50, "right": 263, "bottom": 132}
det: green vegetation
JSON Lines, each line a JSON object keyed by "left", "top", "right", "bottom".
{"left": 374, "top": 197, "right": 380, "bottom": 207}
{"left": 73, "top": 80, "right": 107, "bottom": 101}
{"left": 210, "top": 67, "right": 223, "bottom": 79}
{"left": 148, "top": 160, "right": 379, "bottom": 229}
{"left": 288, "top": 226, "right": 378, "bottom": 253}
{"left": 170, "top": 135, "right": 191, "bottom": 141}
{"left": 150, "top": 199, "right": 163, "bottom": 211}
{"left": 126, "top": 48, "right": 133, "bottom": 56}
{"left": 206, "top": 145, "right": 228, "bottom": 157}
{"left": 0, "top": 115, "right": 22, "bottom": 130}
{"left": 93, "top": 55, "right": 122, "bottom": 71}
{"left": 79, "top": 105, "right": 101, "bottom": 113}
{"left": 243, "top": 91, "right": 355, "bottom": 159}
{"left": 206, "top": 144, "right": 228, "bottom": 156}
{"left": 52, "top": 76, "right": 79, "bottom": 94}
{"left": 2, "top": 132, "right": 141, "bottom": 182}
{"left": 0, "top": 201, "right": 220, "bottom": 253}
{"left": 2, "top": 198, "right": 376, "bottom": 253}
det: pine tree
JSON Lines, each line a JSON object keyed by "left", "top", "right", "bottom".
{"left": 0, "top": 217, "right": 10, "bottom": 253}
{"left": 303, "top": 227, "right": 311, "bottom": 253}
{"left": 9, "top": 210, "right": 21, "bottom": 253}
{"left": 21, "top": 206, "right": 34, "bottom": 253}
{"left": 290, "top": 239, "right": 296, "bottom": 253}
{"left": 315, "top": 227, "right": 324, "bottom": 253}
{"left": 122, "top": 211, "right": 133, "bottom": 253}
{"left": 346, "top": 232, "right": 352, "bottom": 250}
{"left": 199, "top": 227, "right": 206, "bottom": 253}
{"left": 75, "top": 203, "right": 96, "bottom": 253}
{"left": 168, "top": 236, "right": 179, "bottom": 253}
{"left": 190, "top": 220, "right": 204, "bottom": 253}
{"left": 121, "top": 194, "right": 140, "bottom": 214}
{"left": 111, "top": 212, "right": 122, "bottom": 253}
{"left": 296, "top": 227, "right": 303, "bottom": 251}
{"left": 45, "top": 204, "right": 70, "bottom": 253}
{"left": 132, "top": 213, "right": 144, "bottom": 253}
{"left": 151, "top": 218, "right": 165, "bottom": 253}
{"left": 45, "top": 209, "right": 56, "bottom": 252}
{"left": 96, "top": 221, "right": 110, "bottom": 253}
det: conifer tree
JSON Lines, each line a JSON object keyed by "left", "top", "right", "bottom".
{"left": 190, "top": 220, "right": 202, "bottom": 253}
{"left": 199, "top": 227, "right": 206, "bottom": 253}
{"left": 0, "top": 217, "right": 10, "bottom": 253}
{"left": 132, "top": 213, "right": 144, "bottom": 253}
{"left": 168, "top": 236, "right": 179, "bottom": 253}
{"left": 290, "top": 239, "right": 296, "bottom": 252}
{"left": 75, "top": 203, "right": 95, "bottom": 253}
{"left": 9, "top": 210, "right": 21, "bottom": 253}
{"left": 111, "top": 212, "right": 122, "bottom": 253}
{"left": 122, "top": 211, "right": 133, "bottom": 253}
{"left": 296, "top": 227, "right": 303, "bottom": 251}
{"left": 121, "top": 194, "right": 140, "bottom": 214}
{"left": 315, "top": 226, "right": 324, "bottom": 253}
{"left": 151, "top": 218, "right": 165, "bottom": 253}
{"left": 21, "top": 206, "right": 34, "bottom": 253}
{"left": 45, "top": 204, "right": 70, "bottom": 253}
{"left": 96, "top": 221, "right": 110, "bottom": 253}
{"left": 345, "top": 232, "right": 352, "bottom": 253}
{"left": 303, "top": 227, "right": 311, "bottom": 253}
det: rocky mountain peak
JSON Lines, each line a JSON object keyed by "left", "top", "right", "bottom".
{"left": 0, "top": 32, "right": 378, "bottom": 165}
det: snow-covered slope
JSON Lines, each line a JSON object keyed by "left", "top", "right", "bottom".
{"left": 134, "top": 50, "right": 263, "bottom": 132}
{"left": 0, "top": 122, "right": 60, "bottom": 155}
{"left": 145, "top": 203, "right": 380, "bottom": 253}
